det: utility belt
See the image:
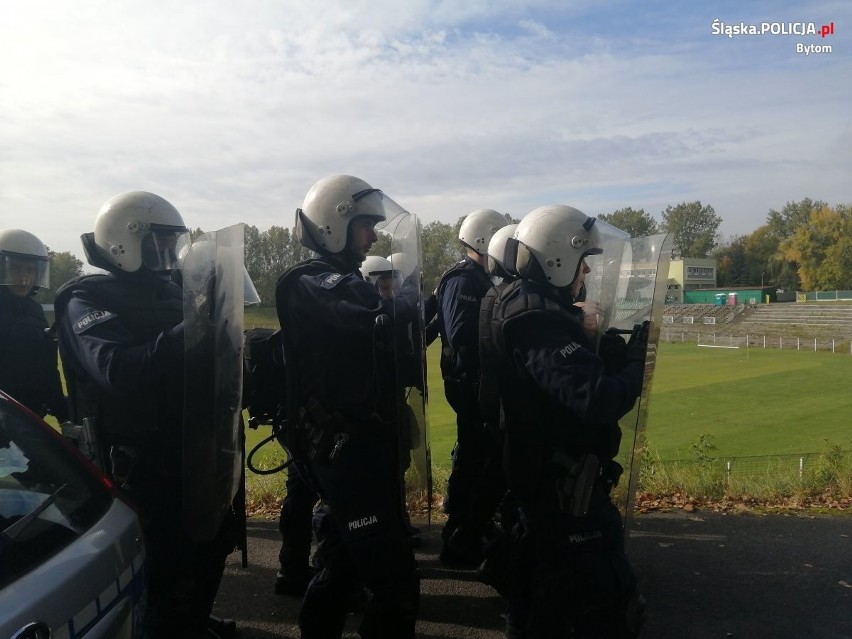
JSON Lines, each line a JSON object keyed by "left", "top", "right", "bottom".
{"left": 551, "top": 452, "right": 623, "bottom": 517}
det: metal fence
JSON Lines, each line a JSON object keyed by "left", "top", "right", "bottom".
{"left": 797, "top": 290, "right": 852, "bottom": 302}
{"left": 661, "top": 331, "right": 852, "bottom": 353}
{"left": 654, "top": 451, "right": 851, "bottom": 480}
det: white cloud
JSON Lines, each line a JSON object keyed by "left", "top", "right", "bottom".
{"left": 1, "top": 0, "right": 849, "bottom": 260}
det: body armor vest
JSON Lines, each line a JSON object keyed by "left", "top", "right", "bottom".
{"left": 486, "top": 279, "right": 621, "bottom": 503}
{"left": 436, "top": 258, "right": 492, "bottom": 381}
{"left": 55, "top": 273, "right": 184, "bottom": 444}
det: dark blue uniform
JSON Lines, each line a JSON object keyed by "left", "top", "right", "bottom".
{"left": 436, "top": 256, "right": 501, "bottom": 555}
{"left": 0, "top": 287, "right": 67, "bottom": 421}
{"left": 55, "top": 272, "right": 236, "bottom": 639}
{"left": 276, "top": 257, "right": 419, "bottom": 639}
{"left": 491, "top": 278, "right": 645, "bottom": 638}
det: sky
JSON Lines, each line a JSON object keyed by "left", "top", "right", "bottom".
{"left": 1, "top": 0, "right": 850, "bottom": 262}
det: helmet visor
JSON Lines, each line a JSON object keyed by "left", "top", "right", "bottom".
{"left": 0, "top": 253, "right": 50, "bottom": 290}
{"left": 365, "top": 191, "right": 408, "bottom": 230}
{"left": 581, "top": 217, "right": 631, "bottom": 330}
{"left": 142, "top": 225, "right": 190, "bottom": 271}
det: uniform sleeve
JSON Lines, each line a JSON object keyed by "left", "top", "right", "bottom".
{"left": 289, "top": 271, "right": 389, "bottom": 334}
{"left": 506, "top": 313, "right": 643, "bottom": 424}
{"left": 60, "top": 296, "right": 184, "bottom": 396}
{"left": 438, "top": 273, "right": 483, "bottom": 374}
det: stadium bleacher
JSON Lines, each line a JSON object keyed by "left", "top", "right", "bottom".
{"left": 662, "top": 302, "right": 852, "bottom": 339}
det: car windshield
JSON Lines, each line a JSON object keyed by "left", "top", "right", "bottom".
{"left": 0, "top": 399, "right": 113, "bottom": 588}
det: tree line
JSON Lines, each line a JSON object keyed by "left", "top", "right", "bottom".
{"left": 577, "top": 198, "right": 852, "bottom": 292}
{"left": 36, "top": 197, "right": 850, "bottom": 306}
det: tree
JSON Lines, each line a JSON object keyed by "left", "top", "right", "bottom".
{"left": 713, "top": 226, "right": 792, "bottom": 288}
{"left": 242, "top": 225, "right": 313, "bottom": 306}
{"left": 761, "top": 199, "right": 830, "bottom": 291}
{"left": 421, "top": 220, "right": 464, "bottom": 293}
{"left": 780, "top": 204, "right": 852, "bottom": 290}
{"left": 662, "top": 201, "right": 722, "bottom": 258}
{"left": 36, "top": 250, "right": 84, "bottom": 303}
{"left": 743, "top": 226, "right": 780, "bottom": 288}
{"left": 713, "top": 236, "right": 749, "bottom": 287}
{"left": 370, "top": 233, "right": 393, "bottom": 260}
{"left": 766, "top": 198, "right": 825, "bottom": 239}
{"left": 598, "top": 207, "right": 660, "bottom": 237}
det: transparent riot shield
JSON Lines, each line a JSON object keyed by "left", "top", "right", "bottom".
{"left": 588, "top": 233, "right": 672, "bottom": 536}
{"left": 376, "top": 209, "right": 432, "bottom": 525}
{"left": 181, "top": 224, "right": 246, "bottom": 542}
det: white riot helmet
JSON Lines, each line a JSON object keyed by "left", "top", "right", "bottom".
{"left": 513, "top": 204, "right": 628, "bottom": 288}
{"left": 91, "top": 191, "right": 190, "bottom": 273}
{"left": 0, "top": 229, "right": 50, "bottom": 291}
{"left": 360, "top": 255, "right": 395, "bottom": 286}
{"left": 386, "top": 252, "right": 417, "bottom": 280}
{"left": 458, "top": 209, "right": 509, "bottom": 256}
{"left": 485, "top": 223, "right": 518, "bottom": 277}
{"left": 295, "top": 175, "right": 394, "bottom": 255}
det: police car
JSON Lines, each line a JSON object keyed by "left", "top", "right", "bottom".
{"left": 0, "top": 391, "right": 146, "bottom": 639}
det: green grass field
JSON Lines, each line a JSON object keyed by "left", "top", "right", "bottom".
{"left": 646, "top": 342, "right": 852, "bottom": 460}
{"left": 244, "top": 306, "right": 279, "bottom": 329}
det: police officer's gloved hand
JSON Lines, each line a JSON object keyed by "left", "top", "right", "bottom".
{"left": 598, "top": 330, "right": 628, "bottom": 375}
{"left": 626, "top": 321, "right": 651, "bottom": 365}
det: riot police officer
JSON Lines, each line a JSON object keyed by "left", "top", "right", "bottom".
{"left": 276, "top": 175, "right": 420, "bottom": 638}
{"left": 484, "top": 204, "right": 647, "bottom": 637}
{"left": 0, "top": 229, "right": 68, "bottom": 422}
{"left": 55, "top": 191, "right": 238, "bottom": 639}
{"left": 436, "top": 208, "right": 509, "bottom": 564}
{"left": 476, "top": 223, "right": 518, "bottom": 532}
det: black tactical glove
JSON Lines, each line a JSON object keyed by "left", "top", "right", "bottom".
{"left": 626, "top": 320, "right": 651, "bottom": 364}
{"left": 598, "top": 330, "right": 628, "bottom": 375}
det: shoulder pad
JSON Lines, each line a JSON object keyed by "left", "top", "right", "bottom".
{"left": 438, "top": 259, "right": 491, "bottom": 298}
{"left": 497, "top": 282, "right": 569, "bottom": 323}
{"left": 54, "top": 273, "right": 116, "bottom": 317}
{"left": 276, "top": 259, "right": 330, "bottom": 295}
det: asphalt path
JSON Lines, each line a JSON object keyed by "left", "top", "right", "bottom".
{"left": 213, "top": 511, "right": 852, "bottom": 638}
